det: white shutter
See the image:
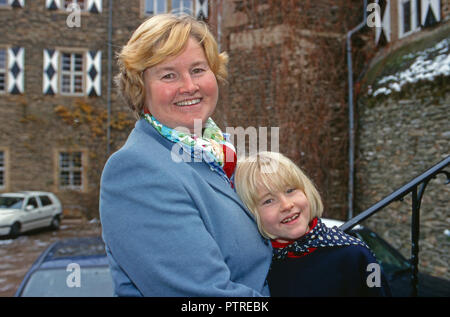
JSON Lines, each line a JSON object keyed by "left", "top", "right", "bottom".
{"left": 7, "top": 47, "right": 24, "bottom": 94}
{"left": 195, "top": 0, "right": 208, "bottom": 20}
{"left": 375, "top": 0, "right": 391, "bottom": 45}
{"left": 43, "top": 49, "right": 59, "bottom": 95}
{"left": 86, "top": 0, "right": 102, "bottom": 13}
{"left": 86, "top": 50, "right": 101, "bottom": 96}
{"left": 8, "top": 0, "right": 25, "bottom": 8}
{"left": 421, "top": 0, "right": 441, "bottom": 26}
{"left": 45, "top": 0, "right": 62, "bottom": 10}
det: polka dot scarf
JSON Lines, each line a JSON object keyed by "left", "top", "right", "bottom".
{"left": 143, "top": 112, "right": 237, "bottom": 187}
{"left": 272, "top": 218, "right": 371, "bottom": 261}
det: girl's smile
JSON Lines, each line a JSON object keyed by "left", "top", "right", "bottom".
{"left": 257, "top": 186, "right": 311, "bottom": 243}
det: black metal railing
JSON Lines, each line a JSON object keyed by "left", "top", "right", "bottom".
{"left": 340, "top": 155, "right": 450, "bottom": 297}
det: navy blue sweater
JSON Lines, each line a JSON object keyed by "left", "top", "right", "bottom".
{"left": 268, "top": 245, "right": 391, "bottom": 297}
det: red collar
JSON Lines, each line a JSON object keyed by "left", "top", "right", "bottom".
{"left": 271, "top": 217, "right": 319, "bottom": 258}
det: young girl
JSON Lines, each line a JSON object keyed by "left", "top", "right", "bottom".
{"left": 235, "top": 151, "right": 391, "bottom": 297}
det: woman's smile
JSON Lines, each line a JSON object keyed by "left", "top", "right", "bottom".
{"left": 174, "top": 98, "right": 203, "bottom": 107}
{"left": 143, "top": 37, "right": 219, "bottom": 133}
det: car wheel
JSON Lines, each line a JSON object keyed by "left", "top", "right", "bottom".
{"left": 9, "top": 222, "right": 21, "bottom": 239}
{"left": 50, "top": 216, "right": 61, "bottom": 230}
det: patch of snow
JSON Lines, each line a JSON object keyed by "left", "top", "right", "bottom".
{"left": 0, "top": 239, "right": 14, "bottom": 245}
{"left": 373, "top": 87, "right": 392, "bottom": 96}
{"left": 370, "top": 38, "right": 449, "bottom": 97}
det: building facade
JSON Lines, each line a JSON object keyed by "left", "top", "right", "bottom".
{"left": 0, "top": 0, "right": 207, "bottom": 217}
{"left": 355, "top": 0, "right": 450, "bottom": 279}
{"left": 0, "top": 0, "right": 448, "bottom": 281}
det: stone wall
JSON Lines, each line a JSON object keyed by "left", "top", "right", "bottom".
{"left": 211, "top": 0, "right": 365, "bottom": 220}
{"left": 0, "top": 1, "right": 139, "bottom": 218}
{"left": 443, "top": 0, "right": 450, "bottom": 21}
{"left": 355, "top": 81, "right": 449, "bottom": 279}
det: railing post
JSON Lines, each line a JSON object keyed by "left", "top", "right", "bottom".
{"left": 340, "top": 156, "right": 449, "bottom": 297}
{"left": 410, "top": 185, "right": 420, "bottom": 297}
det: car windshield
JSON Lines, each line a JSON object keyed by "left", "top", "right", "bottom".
{"left": 20, "top": 266, "right": 114, "bottom": 297}
{"left": 0, "top": 196, "right": 24, "bottom": 209}
{"left": 354, "top": 229, "right": 411, "bottom": 275}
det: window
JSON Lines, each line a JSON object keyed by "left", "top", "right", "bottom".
{"left": 44, "top": 49, "right": 101, "bottom": 96}
{"left": 142, "top": 0, "right": 200, "bottom": 17}
{"left": 145, "top": 0, "right": 167, "bottom": 15}
{"left": 26, "top": 197, "right": 39, "bottom": 209}
{"left": 60, "top": 52, "right": 84, "bottom": 95}
{"left": 398, "top": 0, "right": 420, "bottom": 38}
{"left": 0, "top": 49, "right": 6, "bottom": 93}
{"left": 39, "top": 195, "right": 53, "bottom": 206}
{"left": 59, "top": 152, "right": 83, "bottom": 189}
{"left": 64, "top": 0, "right": 86, "bottom": 11}
{"left": 172, "top": 0, "right": 193, "bottom": 15}
{"left": 0, "top": 150, "right": 4, "bottom": 189}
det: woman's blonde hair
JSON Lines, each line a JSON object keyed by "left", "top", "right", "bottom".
{"left": 235, "top": 151, "right": 324, "bottom": 239}
{"left": 115, "top": 14, "right": 229, "bottom": 118}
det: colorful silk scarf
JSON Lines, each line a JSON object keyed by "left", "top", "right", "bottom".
{"left": 143, "top": 113, "right": 237, "bottom": 186}
{"left": 272, "top": 218, "right": 372, "bottom": 261}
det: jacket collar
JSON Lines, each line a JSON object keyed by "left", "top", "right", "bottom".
{"left": 134, "top": 119, "right": 256, "bottom": 222}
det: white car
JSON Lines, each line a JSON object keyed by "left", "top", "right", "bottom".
{"left": 0, "top": 191, "right": 63, "bottom": 238}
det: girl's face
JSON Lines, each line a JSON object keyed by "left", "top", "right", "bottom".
{"left": 256, "top": 184, "right": 311, "bottom": 243}
{"left": 143, "top": 37, "right": 218, "bottom": 133}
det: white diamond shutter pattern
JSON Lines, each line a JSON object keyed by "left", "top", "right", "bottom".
{"left": 43, "top": 49, "right": 59, "bottom": 95}
{"left": 45, "top": 0, "right": 61, "bottom": 10}
{"left": 43, "top": 50, "right": 101, "bottom": 96}
{"left": 375, "top": 0, "right": 391, "bottom": 45}
{"left": 46, "top": 0, "right": 102, "bottom": 13}
{"left": 86, "top": 50, "right": 101, "bottom": 96}
{"left": 195, "top": 0, "right": 208, "bottom": 20}
{"left": 8, "top": 47, "right": 24, "bottom": 94}
{"left": 87, "top": 0, "right": 102, "bottom": 13}
{"left": 8, "top": 0, "right": 25, "bottom": 8}
{"left": 421, "top": 0, "right": 440, "bottom": 26}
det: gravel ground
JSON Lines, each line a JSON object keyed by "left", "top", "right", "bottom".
{"left": 0, "top": 219, "right": 102, "bottom": 297}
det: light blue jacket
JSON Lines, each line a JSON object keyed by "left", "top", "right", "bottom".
{"left": 100, "top": 119, "right": 272, "bottom": 296}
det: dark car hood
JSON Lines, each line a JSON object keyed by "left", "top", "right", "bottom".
{"left": 389, "top": 271, "right": 450, "bottom": 297}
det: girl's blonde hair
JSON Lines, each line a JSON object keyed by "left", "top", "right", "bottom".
{"left": 235, "top": 151, "right": 324, "bottom": 239}
{"left": 115, "top": 14, "right": 229, "bottom": 118}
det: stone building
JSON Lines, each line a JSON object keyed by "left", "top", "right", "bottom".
{"left": 208, "top": 0, "right": 367, "bottom": 220}
{"left": 0, "top": 0, "right": 208, "bottom": 217}
{"left": 0, "top": 0, "right": 448, "bottom": 279}
{"left": 354, "top": 0, "right": 450, "bottom": 279}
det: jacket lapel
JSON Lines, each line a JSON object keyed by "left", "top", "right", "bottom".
{"left": 135, "top": 119, "right": 256, "bottom": 221}
{"left": 191, "top": 162, "right": 255, "bottom": 220}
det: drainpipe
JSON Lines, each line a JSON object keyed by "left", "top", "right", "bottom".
{"left": 106, "top": 0, "right": 113, "bottom": 157}
{"left": 346, "top": 0, "right": 367, "bottom": 220}
{"left": 217, "top": 0, "right": 222, "bottom": 52}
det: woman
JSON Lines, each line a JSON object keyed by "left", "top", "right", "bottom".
{"left": 99, "top": 14, "right": 272, "bottom": 296}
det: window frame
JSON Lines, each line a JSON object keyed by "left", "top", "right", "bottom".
{"left": 398, "top": 0, "right": 420, "bottom": 39}
{"left": 54, "top": 149, "right": 88, "bottom": 192}
{"left": 59, "top": 50, "right": 86, "bottom": 96}
{"left": 141, "top": 0, "right": 197, "bottom": 17}
{"left": 171, "top": 0, "right": 193, "bottom": 15}
{"left": 143, "top": 0, "right": 167, "bottom": 16}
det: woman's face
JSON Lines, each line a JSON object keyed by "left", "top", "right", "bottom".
{"left": 143, "top": 37, "right": 218, "bottom": 133}
{"left": 256, "top": 185, "right": 311, "bottom": 243}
